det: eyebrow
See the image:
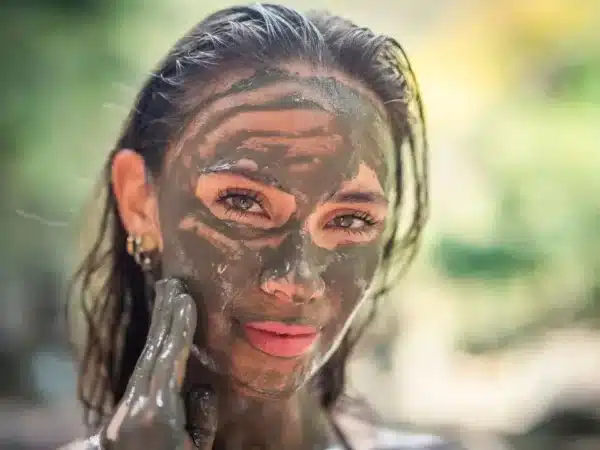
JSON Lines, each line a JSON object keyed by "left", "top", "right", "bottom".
{"left": 199, "top": 164, "right": 287, "bottom": 191}
{"left": 197, "top": 164, "right": 388, "bottom": 206}
{"left": 325, "top": 190, "right": 388, "bottom": 206}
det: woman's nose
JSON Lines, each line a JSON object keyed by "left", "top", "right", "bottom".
{"left": 260, "top": 263, "right": 326, "bottom": 304}
{"left": 259, "top": 231, "right": 327, "bottom": 304}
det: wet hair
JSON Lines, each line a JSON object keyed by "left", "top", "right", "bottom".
{"left": 68, "top": 3, "right": 428, "bottom": 446}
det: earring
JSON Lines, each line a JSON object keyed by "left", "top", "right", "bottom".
{"left": 126, "top": 234, "right": 158, "bottom": 271}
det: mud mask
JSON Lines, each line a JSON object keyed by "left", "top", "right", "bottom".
{"left": 156, "top": 67, "right": 395, "bottom": 397}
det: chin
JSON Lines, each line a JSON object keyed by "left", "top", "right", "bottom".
{"left": 231, "top": 375, "right": 305, "bottom": 400}
{"left": 229, "top": 338, "right": 318, "bottom": 400}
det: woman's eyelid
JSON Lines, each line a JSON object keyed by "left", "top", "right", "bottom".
{"left": 325, "top": 216, "right": 376, "bottom": 231}
{"left": 218, "top": 187, "right": 267, "bottom": 206}
{"left": 219, "top": 192, "right": 270, "bottom": 219}
{"left": 213, "top": 178, "right": 293, "bottom": 209}
{"left": 195, "top": 172, "right": 291, "bottom": 210}
{"left": 317, "top": 202, "right": 385, "bottom": 223}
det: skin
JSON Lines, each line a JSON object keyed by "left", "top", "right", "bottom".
{"left": 109, "top": 62, "right": 397, "bottom": 449}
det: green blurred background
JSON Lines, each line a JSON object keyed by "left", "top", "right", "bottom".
{"left": 1, "top": 1, "right": 599, "bottom": 449}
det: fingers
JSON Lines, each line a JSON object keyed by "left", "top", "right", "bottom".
{"left": 122, "top": 279, "right": 184, "bottom": 399}
{"left": 146, "top": 287, "right": 198, "bottom": 446}
{"left": 161, "top": 278, "right": 187, "bottom": 305}
{"left": 186, "top": 386, "right": 218, "bottom": 450}
{"left": 172, "top": 294, "right": 197, "bottom": 389}
{"left": 151, "top": 292, "right": 197, "bottom": 395}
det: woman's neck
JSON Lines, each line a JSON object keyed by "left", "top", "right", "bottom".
{"left": 212, "top": 384, "right": 340, "bottom": 450}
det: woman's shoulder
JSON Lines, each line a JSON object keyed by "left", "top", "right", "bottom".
{"left": 58, "top": 435, "right": 101, "bottom": 450}
{"left": 333, "top": 401, "right": 461, "bottom": 449}
{"left": 364, "top": 426, "right": 460, "bottom": 449}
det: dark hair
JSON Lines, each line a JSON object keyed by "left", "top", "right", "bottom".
{"left": 68, "top": 3, "right": 428, "bottom": 446}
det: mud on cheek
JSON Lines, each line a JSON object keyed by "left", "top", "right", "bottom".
{"left": 324, "top": 247, "right": 380, "bottom": 306}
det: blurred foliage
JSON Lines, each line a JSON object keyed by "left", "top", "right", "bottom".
{"left": 429, "top": 19, "right": 600, "bottom": 353}
{"left": 0, "top": 0, "right": 128, "bottom": 402}
{"left": 433, "top": 236, "right": 541, "bottom": 281}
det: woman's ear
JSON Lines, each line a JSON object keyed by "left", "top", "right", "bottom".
{"left": 111, "top": 149, "right": 163, "bottom": 250}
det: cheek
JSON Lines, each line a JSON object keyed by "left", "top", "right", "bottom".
{"left": 162, "top": 227, "right": 262, "bottom": 369}
{"left": 164, "top": 227, "right": 262, "bottom": 303}
{"left": 323, "top": 243, "right": 382, "bottom": 318}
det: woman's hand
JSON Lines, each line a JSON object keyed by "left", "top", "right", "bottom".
{"left": 98, "top": 279, "right": 217, "bottom": 450}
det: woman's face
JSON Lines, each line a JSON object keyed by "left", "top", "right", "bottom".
{"left": 156, "top": 65, "right": 395, "bottom": 398}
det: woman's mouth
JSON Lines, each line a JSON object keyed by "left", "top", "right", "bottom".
{"left": 242, "top": 321, "right": 319, "bottom": 358}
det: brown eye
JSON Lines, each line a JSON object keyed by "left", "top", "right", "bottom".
{"left": 309, "top": 204, "right": 385, "bottom": 249}
{"left": 328, "top": 214, "right": 374, "bottom": 230}
{"left": 217, "top": 189, "right": 267, "bottom": 216}
{"left": 226, "top": 195, "right": 258, "bottom": 211}
{"left": 335, "top": 216, "right": 358, "bottom": 228}
{"left": 198, "top": 175, "right": 295, "bottom": 229}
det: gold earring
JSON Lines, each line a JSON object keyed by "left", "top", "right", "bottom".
{"left": 126, "top": 234, "right": 158, "bottom": 271}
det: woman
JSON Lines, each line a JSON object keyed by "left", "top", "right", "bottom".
{"left": 64, "top": 4, "right": 444, "bottom": 449}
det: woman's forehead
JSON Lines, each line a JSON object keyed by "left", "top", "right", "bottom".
{"left": 182, "top": 62, "right": 389, "bottom": 120}
{"left": 165, "top": 64, "right": 394, "bottom": 181}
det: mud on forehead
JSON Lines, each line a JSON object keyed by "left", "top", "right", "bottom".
{"left": 163, "top": 66, "right": 394, "bottom": 187}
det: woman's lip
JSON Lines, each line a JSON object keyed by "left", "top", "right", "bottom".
{"left": 242, "top": 321, "right": 319, "bottom": 358}
{"left": 244, "top": 321, "right": 318, "bottom": 336}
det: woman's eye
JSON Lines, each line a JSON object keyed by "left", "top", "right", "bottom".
{"left": 225, "top": 195, "right": 262, "bottom": 212}
{"left": 328, "top": 215, "right": 369, "bottom": 229}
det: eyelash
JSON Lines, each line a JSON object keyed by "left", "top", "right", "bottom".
{"left": 349, "top": 211, "right": 377, "bottom": 225}
{"left": 216, "top": 188, "right": 269, "bottom": 218}
{"left": 325, "top": 211, "right": 379, "bottom": 235}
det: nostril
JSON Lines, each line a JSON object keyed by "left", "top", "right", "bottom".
{"left": 260, "top": 271, "right": 325, "bottom": 304}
